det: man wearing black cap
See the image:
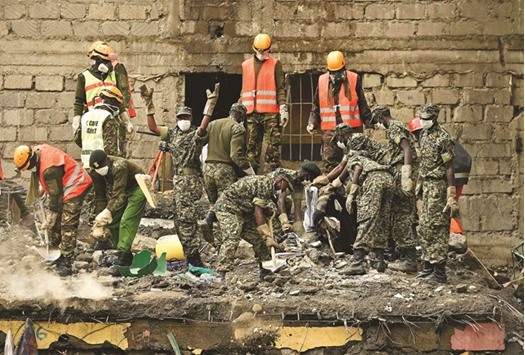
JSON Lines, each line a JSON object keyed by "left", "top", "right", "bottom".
{"left": 89, "top": 149, "right": 146, "bottom": 267}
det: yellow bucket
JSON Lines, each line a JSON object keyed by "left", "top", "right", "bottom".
{"left": 155, "top": 235, "right": 185, "bottom": 261}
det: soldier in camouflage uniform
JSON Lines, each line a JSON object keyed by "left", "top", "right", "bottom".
{"left": 370, "top": 106, "right": 419, "bottom": 273}
{"left": 89, "top": 150, "right": 146, "bottom": 267}
{"left": 415, "top": 104, "right": 457, "bottom": 284}
{"left": 214, "top": 169, "right": 295, "bottom": 279}
{"left": 143, "top": 83, "right": 219, "bottom": 267}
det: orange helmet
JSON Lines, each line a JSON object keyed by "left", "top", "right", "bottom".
{"left": 327, "top": 51, "right": 345, "bottom": 71}
{"left": 252, "top": 33, "right": 272, "bottom": 54}
{"left": 408, "top": 117, "right": 423, "bottom": 132}
{"left": 100, "top": 86, "right": 124, "bottom": 104}
{"left": 89, "top": 42, "right": 114, "bottom": 60}
{"left": 13, "top": 145, "right": 34, "bottom": 171}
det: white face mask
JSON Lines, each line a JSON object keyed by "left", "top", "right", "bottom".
{"left": 256, "top": 53, "right": 269, "bottom": 61}
{"left": 336, "top": 141, "right": 346, "bottom": 149}
{"left": 95, "top": 166, "right": 109, "bottom": 176}
{"left": 420, "top": 119, "right": 434, "bottom": 130}
{"left": 97, "top": 62, "right": 110, "bottom": 73}
{"left": 374, "top": 122, "right": 386, "bottom": 130}
{"left": 177, "top": 120, "right": 191, "bottom": 131}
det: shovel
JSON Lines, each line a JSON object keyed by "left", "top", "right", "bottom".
{"left": 135, "top": 174, "right": 156, "bottom": 208}
{"left": 261, "top": 215, "right": 286, "bottom": 273}
{"left": 34, "top": 201, "right": 61, "bottom": 262}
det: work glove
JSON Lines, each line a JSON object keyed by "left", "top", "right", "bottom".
{"left": 345, "top": 184, "right": 360, "bottom": 215}
{"left": 443, "top": 186, "right": 460, "bottom": 218}
{"left": 203, "top": 83, "right": 220, "bottom": 117}
{"left": 278, "top": 213, "right": 292, "bottom": 233}
{"left": 330, "top": 177, "right": 342, "bottom": 188}
{"left": 243, "top": 165, "right": 256, "bottom": 176}
{"left": 95, "top": 208, "right": 113, "bottom": 226}
{"left": 306, "top": 123, "right": 317, "bottom": 135}
{"left": 91, "top": 223, "right": 107, "bottom": 240}
{"left": 292, "top": 220, "right": 305, "bottom": 236}
{"left": 257, "top": 224, "right": 278, "bottom": 248}
{"left": 401, "top": 164, "right": 415, "bottom": 196}
{"left": 120, "top": 111, "right": 134, "bottom": 135}
{"left": 72, "top": 115, "right": 81, "bottom": 133}
{"left": 139, "top": 85, "right": 155, "bottom": 115}
{"left": 40, "top": 209, "right": 59, "bottom": 230}
{"left": 312, "top": 175, "right": 329, "bottom": 186}
{"left": 279, "top": 104, "right": 289, "bottom": 128}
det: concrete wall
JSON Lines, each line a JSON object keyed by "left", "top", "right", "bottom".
{"left": 0, "top": 0, "right": 523, "bottom": 266}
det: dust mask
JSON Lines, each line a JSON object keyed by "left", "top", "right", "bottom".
{"left": 420, "top": 119, "right": 434, "bottom": 130}
{"left": 256, "top": 53, "right": 269, "bottom": 61}
{"left": 95, "top": 166, "right": 109, "bottom": 176}
{"left": 177, "top": 120, "right": 191, "bottom": 131}
{"left": 374, "top": 122, "right": 386, "bottom": 130}
{"left": 97, "top": 62, "right": 111, "bottom": 73}
{"left": 336, "top": 141, "right": 346, "bottom": 149}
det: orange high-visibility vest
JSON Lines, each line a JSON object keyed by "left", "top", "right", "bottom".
{"left": 35, "top": 144, "right": 92, "bottom": 202}
{"left": 318, "top": 71, "right": 362, "bottom": 130}
{"left": 241, "top": 57, "right": 279, "bottom": 114}
{"left": 83, "top": 70, "right": 117, "bottom": 111}
{"left": 450, "top": 185, "right": 464, "bottom": 234}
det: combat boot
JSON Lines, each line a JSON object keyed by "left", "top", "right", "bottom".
{"left": 371, "top": 248, "right": 387, "bottom": 272}
{"left": 187, "top": 253, "right": 204, "bottom": 267}
{"left": 55, "top": 255, "right": 72, "bottom": 277}
{"left": 425, "top": 260, "right": 447, "bottom": 284}
{"left": 341, "top": 249, "right": 366, "bottom": 275}
{"left": 416, "top": 261, "right": 433, "bottom": 279}
{"left": 388, "top": 247, "right": 417, "bottom": 273}
{"left": 115, "top": 251, "right": 133, "bottom": 266}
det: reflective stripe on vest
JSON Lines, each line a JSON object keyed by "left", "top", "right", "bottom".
{"left": 83, "top": 70, "right": 117, "bottom": 110}
{"left": 318, "top": 71, "right": 362, "bottom": 131}
{"left": 80, "top": 109, "right": 111, "bottom": 168}
{"left": 241, "top": 57, "right": 279, "bottom": 114}
{"left": 36, "top": 144, "right": 92, "bottom": 202}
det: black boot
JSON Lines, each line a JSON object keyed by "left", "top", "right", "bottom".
{"left": 425, "top": 260, "right": 447, "bottom": 283}
{"left": 187, "top": 253, "right": 204, "bottom": 267}
{"left": 55, "top": 255, "right": 72, "bottom": 277}
{"left": 371, "top": 248, "right": 387, "bottom": 272}
{"left": 341, "top": 249, "right": 367, "bottom": 275}
{"left": 116, "top": 251, "right": 133, "bottom": 266}
{"left": 389, "top": 247, "right": 417, "bottom": 273}
{"left": 417, "top": 261, "right": 433, "bottom": 279}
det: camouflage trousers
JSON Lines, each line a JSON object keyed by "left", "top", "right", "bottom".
{"left": 49, "top": 191, "right": 88, "bottom": 258}
{"left": 391, "top": 174, "right": 417, "bottom": 249}
{"left": 173, "top": 174, "right": 203, "bottom": 258}
{"left": 419, "top": 179, "right": 450, "bottom": 263}
{"left": 203, "top": 162, "right": 238, "bottom": 204}
{"left": 353, "top": 171, "right": 394, "bottom": 251}
{"left": 321, "top": 130, "right": 344, "bottom": 173}
{"left": 215, "top": 211, "right": 271, "bottom": 272}
{"left": 246, "top": 113, "right": 281, "bottom": 171}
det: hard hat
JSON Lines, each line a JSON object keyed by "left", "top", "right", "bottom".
{"left": 230, "top": 102, "right": 247, "bottom": 115}
{"left": 176, "top": 106, "right": 193, "bottom": 117}
{"left": 327, "top": 51, "right": 345, "bottom": 71}
{"left": 87, "top": 40, "right": 107, "bottom": 57}
{"left": 13, "top": 145, "right": 33, "bottom": 171}
{"left": 408, "top": 117, "right": 423, "bottom": 132}
{"left": 100, "top": 86, "right": 124, "bottom": 104}
{"left": 252, "top": 33, "right": 272, "bottom": 54}
{"left": 89, "top": 42, "right": 114, "bottom": 60}
{"left": 156, "top": 235, "right": 185, "bottom": 261}
{"left": 417, "top": 103, "right": 440, "bottom": 120}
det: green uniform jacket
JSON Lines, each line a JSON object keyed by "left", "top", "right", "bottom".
{"left": 204, "top": 117, "right": 250, "bottom": 170}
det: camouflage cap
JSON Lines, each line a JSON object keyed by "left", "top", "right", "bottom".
{"left": 417, "top": 103, "right": 440, "bottom": 120}
{"left": 272, "top": 168, "right": 298, "bottom": 191}
{"left": 333, "top": 123, "right": 353, "bottom": 137}
{"left": 230, "top": 102, "right": 247, "bottom": 115}
{"left": 176, "top": 106, "right": 193, "bottom": 117}
{"left": 371, "top": 105, "right": 390, "bottom": 119}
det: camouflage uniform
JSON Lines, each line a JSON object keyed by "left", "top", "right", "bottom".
{"left": 385, "top": 119, "right": 419, "bottom": 249}
{"left": 321, "top": 130, "right": 344, "bottom": 173}
{"left": 160, "top": 125, "right": 207, "bottom": 260}
{"left": 247, "top": 113, "right": 282, "bottom": 171}
{"left": 214, "top": 175, "right": 276, "bottom": 272}
{"left": 91, "top": 156, "right": 146, "bottom": 252}
{"left": 348, "top": 154, "right": 394, "bottom": 251}
{"left": 418, "top": 124, "right": 455, "bottom": 263}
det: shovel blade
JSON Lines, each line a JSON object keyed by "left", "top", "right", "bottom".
{"left": 261, "top": 258, "right": 286, "bottom": 273}
{"left": 36, "top": 247, "right": 61, "bottom": 261}
{"left": 135, "top": 174, "right": 156, "bottom": 208}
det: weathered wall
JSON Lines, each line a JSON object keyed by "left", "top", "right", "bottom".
{"left": 0, "top": 0, "right": 523, "bottom": 266}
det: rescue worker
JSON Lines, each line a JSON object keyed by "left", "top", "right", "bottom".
{"left": 88, "top": 150, "right": 146, "bottom": 267}
{"left": 75, "top": 86, "right": 125, "bottom": 168}
{"left": 240, "top": 33, "right": 288, "bottom": 172}
{"left": 13, "top": 144, "right": 92, "bottom": 276}
{"left": 414, "top": 104, "right": 457, "bottom": 283}
{"left": 409, "top": 117, "right": 472, "bottom": 235}
{"left": 73, "top": 41, "right": 133, "bottom": 154}
{"left": 214, "top": 169, "right": 296, "bottom": 279}
{"left": 308, "top": 51, "right": 372, "bottom": 172}
{"left": 142, "top": 83, "right": 219, "bottom": 267}
{"left": 370, "top": 106, "right": 418, "bottom": 273}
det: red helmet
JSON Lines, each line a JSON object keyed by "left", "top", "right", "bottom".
{"left": 408, "top": 117, "right": 423, "bottom": 132}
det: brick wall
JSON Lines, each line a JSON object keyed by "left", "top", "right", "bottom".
{"left": 0, "top": 0, "right": 522, "bottom": 265}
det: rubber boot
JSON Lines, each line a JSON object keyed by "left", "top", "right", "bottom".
{"left": 425, "top": 260, "right": 447, "bottom": 283}
{"left": 55, "top": 256, "right": 72, "bottom": 277}
{"left": 371, "top": 248, "right": 387, "bottom": 272}
{"left": 341, "top": 249, "right": 367, "bottom": 275}
{"left": 416, "top": 261, "right": 433, "bottom": 279}
{"left": 388, "top": 247, "right": 417, "bottom": 273}
{"left": 187, "top": 253, "right": 204, "bottom": 267}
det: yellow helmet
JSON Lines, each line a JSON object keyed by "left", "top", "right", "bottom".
{"left": 13, "top": 145, "right": 33, "bottom": 171}
{"left": 90, "top": 42, "right": 114, "bottom": 60}
{"left": 87, "top": 40, "right": 107, "bottom": 57}
{"left": 327, "top": 51, "right": 346, "bottom": 71}
{"left": 100, "top": 86, "right": 124, "bottom": 104}
{"left": 156, "top": 235, "right": 185, "bottom": 261}
{"left": 252, "top": 33, "right": 272, "bottom": 54}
